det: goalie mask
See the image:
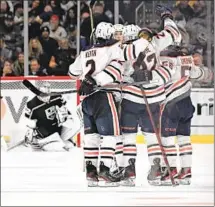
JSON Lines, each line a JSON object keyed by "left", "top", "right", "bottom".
{"left": 37, "top": 82, "right": 51, "bottom": 103}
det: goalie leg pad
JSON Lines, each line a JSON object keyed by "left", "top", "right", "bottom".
{"left": 38, "top": 132, "right": 67, "bottom": 152}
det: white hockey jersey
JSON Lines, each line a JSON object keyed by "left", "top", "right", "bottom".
{"left": 121, "top": 18, "right": 182, "bottom": 104}
{"left": 160, "top": 55, "right": 211, "bottom": 103}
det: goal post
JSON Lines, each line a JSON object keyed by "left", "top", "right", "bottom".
{"left": 0, "top": 76, "right": 82, "bottom": 148}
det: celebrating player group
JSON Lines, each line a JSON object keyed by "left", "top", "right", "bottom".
{"left": 22, "top": 4, "right": 209, "bottom": 187}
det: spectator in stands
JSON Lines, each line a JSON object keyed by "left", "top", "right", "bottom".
{"left": 0, "top": 38, "right": 13, "bottom": 64}
{"left": 29, "top": 58, "right": 49, "bottom": 76}
{"left": 14, "top": 3, "right": 24, "bottom": 25}
{"left": 13, "top": 52, "right": 24, "bottom": 76}
{"left": 39, "top": 26, "right": 58, "bottom": 61}
{"left": 36, "top": 4, "right": 53, "bottom": 24}
{"left": 29, "top": 0, "right": 43, "bottom": 19}
{"left": 0, "top": 59, "right": 15, "bottom": 77}
{"left": 60, "top": 0, "right": 75, "bottom": 13}
{"left": 80, "top": 1, "right": 111, "bottom": 45}
{"left": 49, "top": 38, "right": 75, "bottom": 75}
{"left": 42, "top": 14, "right": 67, "bottom": 42}
{"left": 28, "top": 0, "right": 44, "bottom": 38}
{"left": 63, "top": 6, "right": 77, "bottom": 30}
{"left": 176, "top": 0, "right": 194, "bottom": 21}
{"left": 0, "top": 1, "right": 10, "bottom": 17}
{"left": 49, "top": 0, "right": 64, "bottom": 18}
{"left": 2, "top": 12, "right": 23, "bottom": 57}
{"left": 192, "top": 0, "right": 206, "bottom": 18}
{"left": 29, "top": 38, "right": 49, "bottom": 69}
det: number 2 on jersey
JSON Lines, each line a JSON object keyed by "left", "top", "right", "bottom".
{"left": 86, "top": 59, "right": 96, "bottom": 75}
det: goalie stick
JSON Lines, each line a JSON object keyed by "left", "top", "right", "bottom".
{"left": 22, "top": 79, "right": 158, "bottom": 97}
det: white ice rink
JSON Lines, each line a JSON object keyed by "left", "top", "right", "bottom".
{"left": 1, "top": 144, "right": 214, "bottom": 206}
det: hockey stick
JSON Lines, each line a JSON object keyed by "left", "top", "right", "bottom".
{"left": 89, "top": 0, "right": 96, "bottom": 44}
{"left": 7, "top": 139, "right": 25, "bottom": 151}
{"left": 139, "top": 85, "right": 177, "bottom": 186}
{"left": 22, "top": 79, "right": 158, "bottom": 97}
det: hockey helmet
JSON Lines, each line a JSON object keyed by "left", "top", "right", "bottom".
{"left": 123, "top": 24, "right": 141, "bottom": 42}
{"left": 94, "top": 22, "right": 114, "bottom": 40}
{"left": 113, "top": 24, "right": 124, "bottom": 42}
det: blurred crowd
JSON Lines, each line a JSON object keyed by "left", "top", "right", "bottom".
{"left": 0, "top": 0, "right": 213, "bottom": 87}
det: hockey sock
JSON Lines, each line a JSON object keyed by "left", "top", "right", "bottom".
{"left": 84, "top": 133, "right": 100, "bottom": 168}
{"left": 177, "top": 135, "right": 192, "bottom": 168}
{"left": 144, "top": 132, "right": 163, "bottom": 166}
{"left": 100, "top": 135, "right": 116, "bottom": 168}
{"left": 161, "top": 136, "right": 177, "bottom": 168}
{"left": 115, "top": 135, "right": 124, "bottom": 168}
{"left": 144, "top": 132, "right": 177, "bottom": 167}
{"left": 123, "top": 133, "right": 137, "bottom": 168}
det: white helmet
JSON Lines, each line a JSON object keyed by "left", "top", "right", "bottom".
{"left": 113, "top": 24, "right": 124, "bottom": 33}
{"left": 123, "top": 24, "right": 141, "bottom": 41}
{"left": 95, "top": 22, "right": 114, "bottom": 40}
{"left": 37, "top": 82, "right": 51, "bottom": 103}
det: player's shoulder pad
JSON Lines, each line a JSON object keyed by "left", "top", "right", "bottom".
{"left": 50, "top": 95, "right": 62, "bottom": 101}
{"left": 26, "top": 96, "right": 41, "bottom": 110}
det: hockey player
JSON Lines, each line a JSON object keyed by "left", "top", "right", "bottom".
{"left": 111, "top": 24, "right": 141, "bottom": 185}
{"left": 148, "top": 49, "right": 211, "bottom": 186}
{"left": 118, "top": 6, "right": 182, "bottom": 186}
{"left": 69, "top": 22, "right": 124, "bottom": 187}
{"left": 24, "top": 82, "right": 80, "bottom": 152}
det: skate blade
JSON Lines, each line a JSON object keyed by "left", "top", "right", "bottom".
{"left": 98, "top": 180, "right": 120, "bottom": 187}
{"left": 120, "top": 179, "right": 135, "bottom": 187}
{"left": 148, "top": 178, "right": 162, "bottom": 186}
{"left": 179, "top": 178, "right": 191, "bottom": 185}
{"left": 87, "top": 180, "right": 98, "bottom": 187}
{"left": 160, "top": 179, "right": 179, "bottom": 186}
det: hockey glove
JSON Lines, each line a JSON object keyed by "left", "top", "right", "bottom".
{"left": 78, "top": 75, "right": 96, "bottom": 96}
{"left": 131, "top": 69, "right": 152, "bottom": 82}
{"left": 155, "top": 5, "right": 173, "bottom": 20}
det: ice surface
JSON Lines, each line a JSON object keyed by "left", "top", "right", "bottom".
{"left": 1, "top": 144, "right": 214, "bottom": 206}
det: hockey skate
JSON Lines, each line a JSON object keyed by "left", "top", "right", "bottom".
{"left": 178, "top": 167, "right": 191, "bottom": 185}
{"left": 147, "top": 158, "right": 162, "bottom": 186}
{"left": 98, "top": 162, "right": 120, "bottom": 187}
{"left": 111, "top": 166, "right": 124, "bottom": 180}
{"left": 160, "top": 167, "right": 179, "bottom": 186}
{"left": 86, "top": 161, "right": 99, "bottom": 187}
{"left": 120, "top": 158, "right": 136, "bottom": 187}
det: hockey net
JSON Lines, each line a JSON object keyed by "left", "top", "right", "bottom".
{"left": 1, "top": 76, "right": 81, "bottom": 148}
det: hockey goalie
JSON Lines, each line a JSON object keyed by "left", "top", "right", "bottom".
{"left": 24, "top": 82, "right": 82, "bottom": 152}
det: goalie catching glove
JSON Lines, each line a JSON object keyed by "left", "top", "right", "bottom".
{"left": 78, "top": 75, "right": 97, "bottom": 96}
